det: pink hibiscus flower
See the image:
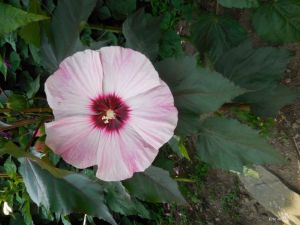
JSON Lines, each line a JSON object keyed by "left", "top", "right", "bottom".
{"left": 44, "top": 46, "right": 178, "bottom": 181}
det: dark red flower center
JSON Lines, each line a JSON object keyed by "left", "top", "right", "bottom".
{"left": 90, "top": 94, "right": 130, "bottom": 132}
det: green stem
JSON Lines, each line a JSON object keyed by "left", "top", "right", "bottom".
{"left": 86, "top": 23, "right": 122, "bottom": 33}
{"left": 216, "top": 2, "right": 220, "bottom": 15}
{"left": 0, "top": 116, "right": 52, "bottom": 132}
{"left": 0, "top": 107, "right": 52, "bottom": 113}
{"left": 24, "top": 118, "right": 46, "bottom": 152}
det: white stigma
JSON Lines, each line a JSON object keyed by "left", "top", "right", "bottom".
{"left": 101, "top": 109, "right": 116, "bottom": 124}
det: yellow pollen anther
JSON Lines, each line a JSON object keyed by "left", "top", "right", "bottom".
{"left": 102, "top": 109, "right": 115, "bottom": 124}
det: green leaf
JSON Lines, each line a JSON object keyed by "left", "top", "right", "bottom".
{"left": 196, "top": 117, "right": 282, "bottom": 172}
{"left": 9, "top": 213, "right": 26, "bottom": 225}
{"left": 217, "top": 0, "right": 259, "bottom": 8}
{"left": 9, "top": 51, "right": 20, "bottom": 71}
{"left": 0, "top": 2, "right": 48, "bottom": 36}
{"left": 26, "top": 75, "right": 40, "bottom": 98}
{"left": 19, "top": 0, "right": 45, "bottom": 47}
{"left": 97, "top": 6, "right": 111, "bottom": 20}
{"left": 41, "top": 0, "right": 97, "bottom": 71}
{"left": 159, "top": 30, "right": 183, "bottom": 59}
{"left": 157, "top": 56, "right": 245, "bottom": 113}
{"left": 19, "top": 158, "right": 116, "bottom": 224}
{"left": 1, "top": 33, "right": 17, "bottom": 50}
{"left": 216, "top": 41, "right": 291, "bottom": 90}
{"left": 191, "top": 13, "right": 247, "bottom": 62}
{"left": 168, "top": 136, "right": 190, "bottom": 160}
{"left": 4, "top": 157, "right": 17, "bottom": 176}
{"left": 123, "top": 166, "right": 186, "bottom": 204}
{"left": 29, "top": 43, "right": 41, "bottom": 64}
{"left": 216, "top": 41, "right": 294, "bottom": 116}
{"left": 0, "top": 142, "right": 116, "bottom": 224}
{"left": 106, "top": 0, "right": 136, "bottom": 20}
{"left": 21, "top": 194, "right": 34, "bottom": 225}
{"left": 156, "top": 56, "right": 244, "bottom": 134}
{"left": 7, "top": 94, "right": 29, "bottom": 111}
{"left": 61, "top": 216, "right": 72, "bottom": 225}
{"left": 123, "top": 9, "right": 161, "bottom": 61}
{"left": 104, "top": 182, "right": 150, "bottom": 218}
{"left": 0, "top": 141, "right": 28, "bottom": 158}
{"left": 252, "top": 0, "right": 300, "bottom": 44}
{"left": 238, "top": 85, "right": 299, "bottom": 117}
{"left": 0, "top": 55, "right": 7, "bottom": 80}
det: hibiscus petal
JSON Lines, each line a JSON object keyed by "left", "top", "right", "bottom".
{"left": 45, "top": 50, "right": 103, "bottom": 119}
{"left": 99, "top": 46, "right": 161, "bottom": 99}
{"left": 45, "top": 47, "right": 178, "bottom": 182}
{"left": 45, "top": 116, "right": 99, "bottom": 168}
{"left": 126, "top": 81, "right": 178, "bottom": 150}
{"left": 96, "top": 126, "right": 158, "bottom": 181}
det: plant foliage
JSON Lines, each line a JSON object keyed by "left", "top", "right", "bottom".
{"left": 0, "top": 0, "right": 299, "bottom": 224}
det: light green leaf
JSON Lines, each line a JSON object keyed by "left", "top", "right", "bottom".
{"left": 4, "top": 157, "right": 17, "bottom": 176}
{"left": 19, "top": 0, "right": 46, "bottom": 47}
{"left": 191, "top": 13, "right": 247, "bottom": 62}
{"left": 0, "top": 2, "right": 48, "bottom": 36}
{"left": 26, "top": 75, "right": 40, "bottom": 98}
{"left": 61, "top": 216, "right": 72, "bottom": 225}
{"left": 216, "top": 41, "right": 295, "bottom": 116}
{"left": 252, "top": 0, "right": 300, "bottom": 44}
{"left": 106, "top": 0, "right": 136, "bottom": 20}
{"left": 123, "top": 9, "right": 161, "bottom": 61}
{"left": 29, "top": 43, "right": 41, "bottom": 64}
{"left": 168, "top": 136, "right": 190, "bottom": 160}
{"left": 7, "top": 94, "right": 29, "bottom": 111}
{"left": 196, "top": 117, "right": 282, "bottom": 172}
{"left": 218, "top": 0, "right": 259, "bottom": 8}
{"left": 21, "top": 194, "right": 34, "bottom": 225}
{"left": 123, "top": 166, "right": 186, "bottom": 204}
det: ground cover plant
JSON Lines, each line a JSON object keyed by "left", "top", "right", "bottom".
{"left": 0, "top": 0, "right": 299, "bottom": 224}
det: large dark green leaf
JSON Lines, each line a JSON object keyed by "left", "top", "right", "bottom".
{"left": 216, "top": 41, "right": 295, "bottom": 116}
{"left": 156, "top": 56, "right": 244, "bottom": 134}
{"left": 191, "top": 13, "right": 247, "bottom": 62}
{"left": 103, "top": 182, "right": 150, "bottom": 218}
{"left": 218, "top": 0, "right": 259, "bottom": 8}
{"left": 123, "top": 166, "right": 186, "bottom": 204}
{"left": 216, "top": 41, "right": 291, "bottom": 90}
{"left": 123, "top": 9, "right": 161, "bottom": 61}
{"left": 238, "top": 85, "right": 299, "bottom": 117}
{"left": 252, "top": 0, "right": 300, "bottom": 44}
{"left": 41, "top": 0, "right": 97, "bottom": 71}
{"left": 0, "top": 2, "right": 48, "bottom": 36}
{"left": 106, "top": 0, "right": 136, "bottom": 20}
{"left": 196, "top": 117, "right": 282, "bottom": 172}
{"left": 19, "top": 159, "right": 116, "bottom": 224}
{"left": 0, "top": 142, "right": 116, "bottom": 224}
